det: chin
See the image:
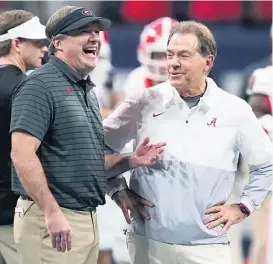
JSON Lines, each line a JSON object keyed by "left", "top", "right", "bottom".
{"left": 170, "top": 78, "right": 180, "bottom": 86}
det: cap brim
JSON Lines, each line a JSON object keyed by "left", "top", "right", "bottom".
{"left": 60, "top": 17, "right": 111, "bottom": 34}
{"left": 19, "top": 24, "right": 47, "bottom": 40}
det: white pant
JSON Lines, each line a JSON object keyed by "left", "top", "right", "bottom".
{"left": 126, "top": 232, "right": 232, "bottom": 264}
{"left": 97, "top": 195, "right": 130, "bottom": 262}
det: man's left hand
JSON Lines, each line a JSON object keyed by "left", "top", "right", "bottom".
{"left": 203, "top": 204, "right": 247, "bottom": 235}
{"left": 130, "top": 136, "right": 166, "bottom": 168}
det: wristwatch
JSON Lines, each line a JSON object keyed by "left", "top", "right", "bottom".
{"left": 238, "top": 203, "right": 250, "bottom": 217}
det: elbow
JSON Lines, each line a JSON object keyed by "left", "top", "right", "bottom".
{"left": 10, "top": 146, "right": 24, "bottom": 166}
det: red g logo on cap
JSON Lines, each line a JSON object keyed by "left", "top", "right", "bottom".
{"left": 82, "top": 9, "right": 93, "bottom": 16}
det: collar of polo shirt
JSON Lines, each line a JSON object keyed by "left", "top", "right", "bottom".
{"left": 164, "top": 78, "right": 219, "bottom": 112}
{"left": 49, "top": 55, "right": 95, "bottom": 87}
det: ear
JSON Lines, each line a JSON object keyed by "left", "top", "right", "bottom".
{"left": 204, "top": 55, "right": 214, "bottom": 73}
{"left": 10, "top": 38, "right": 22, "bottom": 54}
{"left": 51, "top": 38, "right": 64, "bottom": 52}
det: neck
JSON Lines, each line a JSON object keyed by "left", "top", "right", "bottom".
{"left": 55, "top": 53, "right": 90, "bottom": 80}
{"left": 177, "top": 78, "right": 207, "bottom": 97}
{"left": 0, "top": 55, "right": 26, "bottom": 72}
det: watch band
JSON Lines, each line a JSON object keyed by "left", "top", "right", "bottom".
{"left": 239, "top": 203, "right": 250, "bottom": 216}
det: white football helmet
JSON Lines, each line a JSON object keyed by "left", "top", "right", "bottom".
{"left": 91, "top": 30, "right": 115, "bottom": 108}
{"left": 99, "top": 30, "right": 111, "bottom": 61}
{"left": 247, "top": 65, "right": 273, "bottom": 139}
{"left": 247, "top": 65, "right": 273, "bottom": 112}
{"left": 137, "top": 17, "right": 178, "bottom": 82}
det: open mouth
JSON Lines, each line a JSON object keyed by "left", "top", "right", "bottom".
{"left": 83, "top": 47, "right": 97, "bottom": 56}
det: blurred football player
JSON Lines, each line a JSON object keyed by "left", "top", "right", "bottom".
{"left": 246, "top": 65, "right": 273, "bottom": 264}
{"left": 94, "top": 31, "right": 130, "bottom": 264}
{"left": 91, "top": 31, "right": 120, "bottom": 119}
{"left": 96, "top": 18, "right": 179, "bottom": 264}
{"left": 123, "top": 17, "right": 178, "bottom": 97}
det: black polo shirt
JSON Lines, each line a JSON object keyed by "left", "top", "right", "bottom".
{"left": 0, "top": 65, "right": 23, "bottom": 225}
{"left": 10, "top": 56, "right": 106, "bottom": 210}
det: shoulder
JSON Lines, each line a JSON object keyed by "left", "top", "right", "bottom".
{"left": 28, "top": 62, "right": 63, "bottom": 83}
{"left": 139, "top": 81, "right": 170, "bottom": 106}
{"left": 14, "top": 62, "right": 67, "bottom": 97}
{"left": 215, "top": 82, "right": 252, "bottom": 118}
{"left": 13, "top": 71, "right": 53, "bottom": 103}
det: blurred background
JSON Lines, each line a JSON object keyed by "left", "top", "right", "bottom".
{"left": 2, "top": 0, "right": 272, "bottom": 98}
{"left": 2, "top": 1, "right": 271, "bottom": 264}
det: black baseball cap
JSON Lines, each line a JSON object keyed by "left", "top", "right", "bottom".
{"left": 50, "top": 7, "right": 111, "bottom": 38}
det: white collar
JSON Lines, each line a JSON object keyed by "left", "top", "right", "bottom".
{"left": 162, "top": 77, "right": 221, "bottom": 111}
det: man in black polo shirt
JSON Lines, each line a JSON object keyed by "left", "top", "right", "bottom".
{"left": 0, "top": 10, "right": 47, "bottom": 264}
{"left": 10, "top": 6, "right": 165, "bottom": 264}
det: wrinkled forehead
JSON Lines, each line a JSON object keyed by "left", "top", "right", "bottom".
{"left": 167, "top": 33, "right": 199, "bottom": 53}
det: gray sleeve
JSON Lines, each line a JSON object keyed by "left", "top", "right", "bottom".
{"left": 106, "top": 175, "right": 129, "bottom": 198}
{"left": 10, "top": 77, "right": 54, "bottom": 141}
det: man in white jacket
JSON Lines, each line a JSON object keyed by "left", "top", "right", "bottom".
{"left": 104, "top": 21, "right": 273, "bottom": 264}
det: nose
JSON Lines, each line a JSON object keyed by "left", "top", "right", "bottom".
{"left": 88, "top": 33, "right": 100, "bottom": 45}
{"left": 170, "top": 55, "right": 180, "bottom": 68}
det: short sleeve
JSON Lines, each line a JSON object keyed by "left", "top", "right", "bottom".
{"left": 10, "top": 77, "right": 54, "bottom": 141}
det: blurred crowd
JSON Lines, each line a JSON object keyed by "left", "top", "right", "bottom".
{"left": 1, "top": 1, "right": 271, "bottom": 27}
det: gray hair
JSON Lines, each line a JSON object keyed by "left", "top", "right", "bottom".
{"left": 167, "top": 20, "right": 217, "bottom": 59}
{"left": 46, "top": 6, "right": 80, "bottom": 54}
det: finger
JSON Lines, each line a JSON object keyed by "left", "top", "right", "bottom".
{"left": 122, "top": 207, "right": 131, "bottom": 224}
{"left": 130, "top": 207, "right": 145, "bottom": 223}
{"left": 206, "top": 217, "right": 225, "bottom": 229}
{"left": 203, "top": 212, "right": 222, "bottom": 225}
{"left": 138, "top": 207, "right": 151, "bottom": 221}
{"left": 157, "top": 148, "right": 165, "bottom": 155}
{"left": 154, "top": 142, "right": 167, "bottom": 149}
{"left": 206, "top": 206, "right": 222, "bottom": 214}
{"left": 55, "top": 233, "right": 62, "bottom": 252}
{"left": 219, "top": 221, "right": 233, "bottom": 236}
{"left": 140, "top": 198, "right": 155, "bottom": 208}
{"left": 51, "top": 233, "right": 57, "bottom": 249}
{"left": 155, "top": 142, "right": 167, "bottom": 149}
{"left": 66, "top": 231, "right": 72, "bottom": 251}
{"left": 60, "top": 232, "right": 67, "bottom": 252}
{"left": 140, "top": 137, "right": 150, "bottom": 146}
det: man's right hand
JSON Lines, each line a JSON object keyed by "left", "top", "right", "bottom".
{"left": 112, "top": 189, "right": 154, "bottom": 224}
{"left": 45, "top": 210, "right": 72, "bottom": 252}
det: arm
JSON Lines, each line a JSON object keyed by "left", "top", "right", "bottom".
{"left": 11, "top": 132, "right": 60, "bottom": 216}
{"left": 105, "top": 153, "right": 134, "bottom": 178}
{"left": 10, "top": 78, "right": 71, "bottom": 252}
{"left": 105, "top": 137, "right": 166, "bottom": 179}
{"left": 103, "top": 87, "right": 141, "bottom": 195}
{"left": 204, "top": 102, "right": 273, "bottom": 235}
{"left": 247, "top": 93, "right": 273, "bottom": 141}
{"left": 10, "top": 78, "right": 57, "bottom": 213}
{"left": 237, "top": 103, "right": 273, "bottom": 213}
